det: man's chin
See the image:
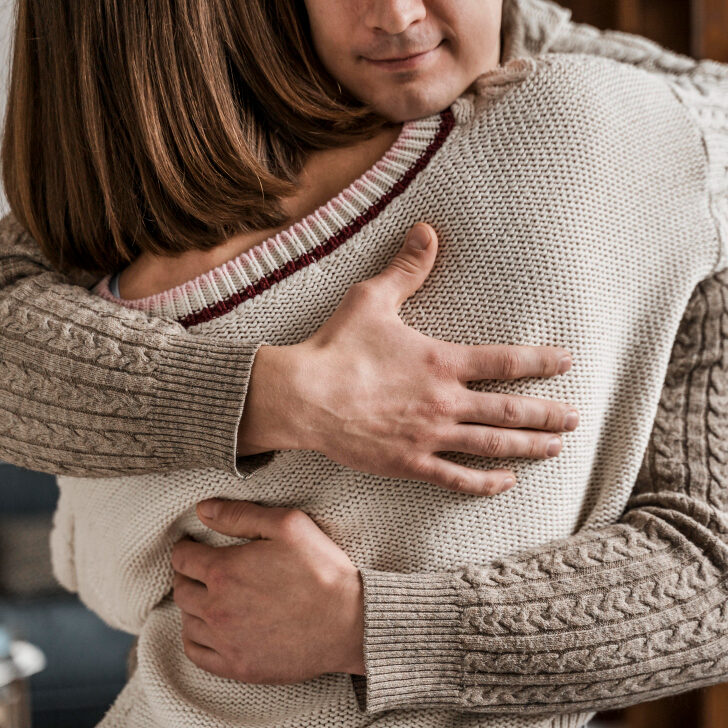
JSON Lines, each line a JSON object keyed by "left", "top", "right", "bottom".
{"left": 369, "top": 91, "right": 461, "bottom": 123}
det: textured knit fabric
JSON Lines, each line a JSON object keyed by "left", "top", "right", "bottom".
{"left": 43, "top": 1, "right": 728, "bottom": 724}
{"left": 0, "top": 212, "right": 274, "bottom": 478}
{"left": 0, "top": 0, "right": 721, "bottom": 482}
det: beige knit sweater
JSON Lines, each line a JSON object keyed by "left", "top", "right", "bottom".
{"left": 1, "top": 0, "right": 728, "bottom": 725}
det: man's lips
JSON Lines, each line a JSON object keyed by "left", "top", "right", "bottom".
{"left": 363, "top": 41, "right": 443, "bottom": 70}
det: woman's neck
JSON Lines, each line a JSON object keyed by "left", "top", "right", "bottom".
{"left": 118, "top": 123, "right": 404, "bottom": 299}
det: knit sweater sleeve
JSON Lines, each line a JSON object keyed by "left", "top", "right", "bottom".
{"left": 350, "top": 268, "right": 728, "bottom": 716}
{"left": 0, "top": 213, "right": 274, "bottom": 478}
{"left": 547, "top": 14, "right": 728, "bottom": 275}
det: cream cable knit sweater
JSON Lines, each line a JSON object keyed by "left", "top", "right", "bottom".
{"left": 1, "top": 0, "right": 727, "bottom": 725}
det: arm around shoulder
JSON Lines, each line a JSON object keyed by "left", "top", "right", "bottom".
{"left": 0, "top": 213, "right": 273, "bottom": 478}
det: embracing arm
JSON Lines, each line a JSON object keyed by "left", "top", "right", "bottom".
{"left": 0, "top": 213, "right": 274, "bottom": 477}
{"left": 0, "top": 215, "right": 575, "bottom": 492}
{"left": 350, "top": 269, "right": 728, "bottom": 715}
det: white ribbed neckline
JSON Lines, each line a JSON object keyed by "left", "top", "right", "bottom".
{"left": 96, "top": 107, "right": 456, "bottom": 326}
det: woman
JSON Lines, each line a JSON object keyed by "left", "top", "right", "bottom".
{"left": 1, "top": 0, "right": 728, "bottom": 727}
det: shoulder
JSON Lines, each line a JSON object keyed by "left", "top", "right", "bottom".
{"left": 445, "top": 53, "right": 723, "bottom": 277}
{"left": 0, "top": 211, "right": 101, "bottom": 289}
{"left": 460, "top": 53, "right": 705, "bottom": 147}
{"left": 545, "top": 17, "right": 728, "bottom": 273}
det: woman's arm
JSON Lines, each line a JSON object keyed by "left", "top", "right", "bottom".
{"left": 350, "top": 268, "right": 728, "bottom": 715}
{"left": 0, "top": 212, "right": 274, "bottom": 477}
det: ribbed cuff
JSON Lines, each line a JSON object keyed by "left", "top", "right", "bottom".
{"left": 151, "top": 336, "right": 275, "bottom": 478}
{"left": 350, "top": 568, "right": 465, "bottom": 714}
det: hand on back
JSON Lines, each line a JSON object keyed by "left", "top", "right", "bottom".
{"left": 238, "top": 222, "right": 578, "bottom": 496}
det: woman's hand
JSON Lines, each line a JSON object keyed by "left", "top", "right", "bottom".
{"left": 237, "top": 222, "right": 578, "bottom": 497}
{"left": 172, "top": 500, "right": 365, "bottom": 683}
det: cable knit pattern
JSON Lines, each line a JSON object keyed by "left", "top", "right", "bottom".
{"left": 0, "top": 214, "right": 274, "bottom": 477}
{"left": 355, "top": 271, "right": 728, "bottom": 715}
{"left": 0, "top": 0, "right": 727, "bottom": 726}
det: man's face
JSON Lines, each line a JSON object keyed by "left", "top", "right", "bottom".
{"left": 303, "top": 0, "right": 503, "bottom": 122}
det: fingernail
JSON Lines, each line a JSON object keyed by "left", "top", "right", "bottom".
{"left": 564, "top": 410, "right": 579, "bottom": 431}
{"left": 502, "top": 477, "right": 516, "bottom": 490}
{"left": 558, "top": 357, "right": 572, "bottom": 374}
{"left": 547, "top": 437, "right": 562, "bottom": 457}
{"left": 407, "top": 225, "right": 430, "bottom": 250}
{"left": 198, "top": 500, "right": 220, "bottom": 519}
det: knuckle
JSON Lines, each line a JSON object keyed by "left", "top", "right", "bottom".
{"left": 527, "top": 435, "right": 542, "bottom": 459}
{"left": 403, "top": 453, "right": 435, "bottom": 481}
{"left": 398, "top": 425, "right": 430, "bottom": 453}
{"left": 423, "top": 347, "right": 456, "bottom": 380}
{"left": 389, "top": 254, "right": 421, "bottom": 278}
{"left": 225, "top": 500, "right": 254, "bottom": 525}
{"left": 481, "top": 429, "right": 505, "bottom": 456}
{"left": 501, "top": 397, "right": 523, "bottom": 426}
{"left": 345, "top": 280, "right": 378, "bottom": 306}
{"left": 277, "top": 509, "right": 310, "bottom": 536}
{"left": 479, "top": 478, "right": 500, "bottom": 496}
{"left": 499, "top": 349, "right": 521, "bottom": 379}
{"left": 203, "top": 604, "right": 228, "bottom": 626}
{"left": 204, "top": 564, "right": 226, "bottom": 591}
{"left": 539, "top": 352, "right": 554, "bottom": 377}
{"left": 444, "top": 474, "right": 471, "bottom": 493}
{"left": 543, "top": 406, "right": 561, "bottom": 431}
{"left": 421, "top": 396, "right": 455, "bottom": 420}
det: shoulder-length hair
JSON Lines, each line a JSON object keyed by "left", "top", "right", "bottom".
{"left": 1, "top": 0, "right": 388, "bottom": 274}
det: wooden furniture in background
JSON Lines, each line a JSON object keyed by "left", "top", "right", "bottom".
{"left": 692, "top": 0, "right": 728, "bottom": 60}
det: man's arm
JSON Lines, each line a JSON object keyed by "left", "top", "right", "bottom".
{"left": 351, "top": 268, "right": 728, "bottom": 715}
{"left": 0, "top": 212, "right": 274, "bottom": 477}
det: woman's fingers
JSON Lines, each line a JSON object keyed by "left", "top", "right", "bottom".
{"left": 181, "top": 611, "right": 215, "bottom": 648}
{"left": 458, "top": 390, "right": 579, "bottom": 432}
{"left": 173, "top": 572, "right": 208, "bottom": 617}
{"left": 171, "top": 540, "right": 216, "bottom": 586}
{"left": 452, "top": 342, "right": 572, "bottom": 382}
{"left": 182, "top": 638, "right": 228, "bottom": 677}
{"left": 438, "top": 424, "right": 562, "bottom": 461}
{"left": 416, "top": 455, "right": 516, "bottom": 496}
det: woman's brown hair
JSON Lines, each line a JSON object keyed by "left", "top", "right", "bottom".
{"left": 1, "top": 0, "right": 389, "bottom": 274}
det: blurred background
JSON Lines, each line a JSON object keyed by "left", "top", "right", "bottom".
{"left": 0, "top": 0, "right": 727, "bottom": 726}
{"left": 1, "top": 0, "right": 11, "bottom": 215}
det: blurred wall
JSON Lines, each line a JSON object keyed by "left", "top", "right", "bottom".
{"left": 0, "top": 0, "right": 13, "bottom": 216}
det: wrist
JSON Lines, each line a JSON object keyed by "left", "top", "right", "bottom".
{"left": 335, "top": 568, "right": 366, "bottom": 676}
{"left": 236, "top": 344, "right": 306, "bottom": 454}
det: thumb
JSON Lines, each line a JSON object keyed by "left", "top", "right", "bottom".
{"left": 196, "top": 499, "right": 275, "bottom": 539}
{"left": 370, "top": 222, "right": 438, "bottom": 309}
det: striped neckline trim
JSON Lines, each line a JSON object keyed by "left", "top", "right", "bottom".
{"left": 96, "top": 107, "right": 456, "bottom": 328}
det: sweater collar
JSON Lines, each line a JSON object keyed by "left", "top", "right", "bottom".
{"left": 97, "top": 0, "right": 572, "bottom": 326}
{"left": 96, "top": 110, "right": 456, "bottom": 326}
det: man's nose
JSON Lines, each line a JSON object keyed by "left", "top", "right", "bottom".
{"left": 364, "top": 0, "right": 427, "bottom": 35}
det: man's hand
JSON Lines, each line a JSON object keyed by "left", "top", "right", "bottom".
{"left": 237, "top": 221, "right": 578, "bottom": 496}
{"left": 171, "top": 499, "right": 366, "bottom": 684}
